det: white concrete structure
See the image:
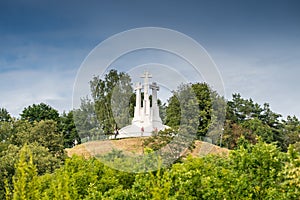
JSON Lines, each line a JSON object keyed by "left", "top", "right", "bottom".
{"left": 117, "top": 71, "right": 168, "bottom": 138}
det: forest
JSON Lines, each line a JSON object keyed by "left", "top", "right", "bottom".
{"left": 1, "top": 70, "right": 300, "bottom": 199}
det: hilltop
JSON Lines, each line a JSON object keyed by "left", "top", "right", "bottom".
{"left": 66, "top": 137, "right": 229, "bottom": 158}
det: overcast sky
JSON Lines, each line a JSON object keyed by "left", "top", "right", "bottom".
{"left": 0, "top": 0, "right": 299, "bottom": 118}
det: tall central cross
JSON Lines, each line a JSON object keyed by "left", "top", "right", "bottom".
{"left": 141, "top": 71, "right": 152, "bottom": 116}
{"left": 141, "top": 71, "right": 152, "bottom": 99}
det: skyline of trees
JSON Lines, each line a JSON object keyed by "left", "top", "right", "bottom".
{"left": 0, "top": 69, "right": 300, "bottom": 199}
{"left": 1, "top": 69, "right": 300, "bottom": 151}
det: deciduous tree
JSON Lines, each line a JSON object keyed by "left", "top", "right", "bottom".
{"left": 60, "top": 111, "right": 81, "bottom": 148}
{"left": 90, "top": 69, "right": 133, "bottom": 134}
{"left": 20, "top": 103, "right": 59, "bottom": 123}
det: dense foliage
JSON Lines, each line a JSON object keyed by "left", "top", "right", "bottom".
{"left": 0, "top": 105, "right": 81, "bottom": 199}
{"left": 3, "top": 140, "right": 300, "bottom": 199}
{"left": 20, "top": 103, "right": 60, "bottom": 123}
{"left": 223, "top": 94, "right": 300, "bottom": 151}
{"left": 165, "top": 82, "right": 226, "bottom": 140}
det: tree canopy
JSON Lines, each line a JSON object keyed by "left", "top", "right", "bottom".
{"left": 90, "top": 69, "right": 133, "bottom": 134}
{"left": 3, "top": 140, "right": 300, "bottom": 199}
{"left": 0, "top": 108, "right": 12, "bottom": 122}
{"left": 20, "top": 103, "right": 59, "bottom": 123}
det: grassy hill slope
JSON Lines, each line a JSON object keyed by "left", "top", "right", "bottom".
{"left": 66, "top": 137, "right": 229, "bottom": 158}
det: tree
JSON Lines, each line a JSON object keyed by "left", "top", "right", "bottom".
{"left": 222, "top": 120, "right": 256, "bottom": 149}
{"left": 282, "top": 115, "right": 300, "bottom": 149}
{"left": 228, "top": 140, "right": 286, "bottom": 199}
{"left": 0, "top": 143, "right": 61, "bottom": 199}
{"left": 225, "top": 94, "right": 286, "bottom": 150}
{"left": 164, "top": 84, "right": 199, "bottom": 161}
{"left": 259, "top": 103, "right": 282, "bottom": 129}
{"left": 165, "top": 95, "right": 181, "bottom": 129}
{"left": 0, "top": 108, "right": 12, "bottom": 122}
{"left": 0, "top": 145, "right": 19, "bottom": 199}
{"left": 10, "top": 120, "right": 65, "bottom": 160}
{"left": 165, "top": 82, "right": 225, "bottom": 140}
{"left": 73, "top": 97, "right": 101, "bottom": 141}
{"left": 11, "top": 145, "right": 39, "bottom": 200}
{"left": 226, "top": 93, "right": 263, "bottom": 123}
{"left": 20, "top": 103, "right": 59, "bottom": 123}
{"left": 30, "top": 120, "right": 65, "bottom": 159}
{"left": 0, "top": 119, "right": 14, "bottom": 151}
{"left": 90, "top": 69, "right": 133, "bottom": 134}
{"left": 281, "top": 145, "right": 300, "bottom": 199}
{"left": 241, "top": 117, "right": 274, "bottom": 143}
{"left": 158, "top": 100, "right": 167, "bottom": 124}
{"left": 110, "top": 73, "right": 134, "bottom": 129}
{"left": 60, "top": 111, "right": 81, "bottom": 148}
{"left": 9, "top": 120, "right": 33, "bottom": 146}
{"left": 191, "top": 83, "right": 213, "bottom": 137}
{"left": 167, "top": 140, "right": 287, "bottom": 199}
{"left": 131, "top": 167, "right": 171, "bottom": 199}
{"left": 0, "top": 108, "right": 13, "bottom": 150}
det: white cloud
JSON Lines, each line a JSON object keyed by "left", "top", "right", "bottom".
{"left": 0, "top": 34, "right": 91, "bottom": 117}
{"left": 0, "top": 68, "right": 76, "bottom": 117}
{"left": 210, "top": 49, "right": 300, "bottom": 118}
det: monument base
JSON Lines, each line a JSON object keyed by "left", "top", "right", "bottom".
{"left": 115, "top": 124, "right": 169, "bottom": 139}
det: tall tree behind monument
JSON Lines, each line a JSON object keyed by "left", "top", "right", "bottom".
{"left": 90, "top": 69, "right": 133, "bottom": 134}
{"left": 165, "top": 82, "right": 225, "bottom": 140}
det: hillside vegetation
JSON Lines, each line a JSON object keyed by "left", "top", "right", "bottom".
{"left": 66, "top": 138, "right": 229, "bottom": 158}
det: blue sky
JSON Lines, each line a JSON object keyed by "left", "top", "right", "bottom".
{"left": 0, "top": 0, "right": 300, "bottom": 118}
